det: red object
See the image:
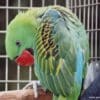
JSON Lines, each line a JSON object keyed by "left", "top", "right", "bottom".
{"left": 15, "top": 50, "right": 34, "bottom": 67}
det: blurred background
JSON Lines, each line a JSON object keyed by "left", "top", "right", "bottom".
{"left": 0, "top": 0, "right": 99, "bottom": 91}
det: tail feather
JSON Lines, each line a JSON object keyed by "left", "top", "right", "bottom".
{"left": 53, "top": 95, "right": 67, "bottom": 100}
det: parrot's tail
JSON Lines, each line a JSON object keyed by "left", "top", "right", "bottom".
{"left": 53, "top": 93, "right": 80, "bottom": 100}
{"left": 53, "top": 95, "right": 67, "bottom": 100}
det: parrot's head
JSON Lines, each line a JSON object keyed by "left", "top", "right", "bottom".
{"left": 6, "top": 7, "right": 59, "bottom": 67}
{"left": 5, "top": 10, "right": 40, "bottom": 67}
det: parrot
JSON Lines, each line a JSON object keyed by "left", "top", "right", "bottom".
{"left": 5, "top": 6, "right": 89, "bottom": 100}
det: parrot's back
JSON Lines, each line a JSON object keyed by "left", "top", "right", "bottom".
{"left": 31, "top": 6, "right": 89, "bottom": 100}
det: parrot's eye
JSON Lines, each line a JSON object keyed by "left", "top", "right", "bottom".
{"left": 16, "top": 41, "right": 21, "bottom": 47}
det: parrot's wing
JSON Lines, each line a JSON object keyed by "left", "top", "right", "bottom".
{"left": 34, "top": 6, "right": 89, "bottom": 98}
{"left": 52, "top": 6, "right": 89, "bottom": 77}
{"left": 39, "top": 6, "right": 89, "bottom": 75}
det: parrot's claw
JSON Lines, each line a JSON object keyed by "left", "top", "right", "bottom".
{"left": 23, "top": 80, "right": 41, "bottom": 98}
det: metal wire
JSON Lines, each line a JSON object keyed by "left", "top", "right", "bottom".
{"left": 66, "top": 0, "right": 69, "bottom": 8}
{"left": 0, "top": 0, "right": 99, "bottom": 91}
{"left": 95, "top": 0, "right": 98, "bottom": 59}
{"left": 69, "top": 3, "right": 100, "bottom": 9}
{"left": 91, "top": 0, "right": 94, "bottom": 58}
{"left": 83, "top": 0, "right": 86, "bottom": 26}
{"left": 5, "top": 0, "right": 9, "bottom": 91}
{"left": 54, "top": 0, "right": 57, "bottom": 5}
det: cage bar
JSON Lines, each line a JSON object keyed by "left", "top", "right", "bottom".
{"left": 83, "top": 0, "right": 86, "bottom": 26}
{"left": 95, "top": 0, "right": 98, "bottom": 59}
{"left": 5, "top": 0, "right": 8, "bottom": 91}
{"left": 30, "top": 0, "right": 33, "bottom": 7}
{"left": 42, "top": 0, "right": 45, "bottom": 6}
{"left": 54, "top": 0, "right": 57, "bottom": 5}
{"left": 66, "top": 0, "right": 69, "bottom": 8}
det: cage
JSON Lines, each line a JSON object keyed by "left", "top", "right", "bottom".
{"left": 0, "top": 0, "right": 99, "bottom": 92}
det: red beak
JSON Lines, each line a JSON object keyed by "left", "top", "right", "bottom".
{"left": 15, "top": 50, "right": 34, "bottom": 67}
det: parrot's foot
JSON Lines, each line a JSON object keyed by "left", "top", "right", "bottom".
{"left": 23, "top": 80, "right": 41, "bottom": 98}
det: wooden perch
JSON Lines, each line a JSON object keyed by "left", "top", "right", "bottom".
{"left": 0, "top": 89, "right": 53, "bottom": 100}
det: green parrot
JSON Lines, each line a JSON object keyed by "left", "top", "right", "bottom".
{"left": 5, "top": 6, "right": 89, "bottom": 100}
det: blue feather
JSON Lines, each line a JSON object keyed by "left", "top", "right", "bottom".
{"left": 42, "top": 9, "right": 61, "bottom": 22}
{"left": 75, "top": 48, "right": 84, "bottom": 85}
